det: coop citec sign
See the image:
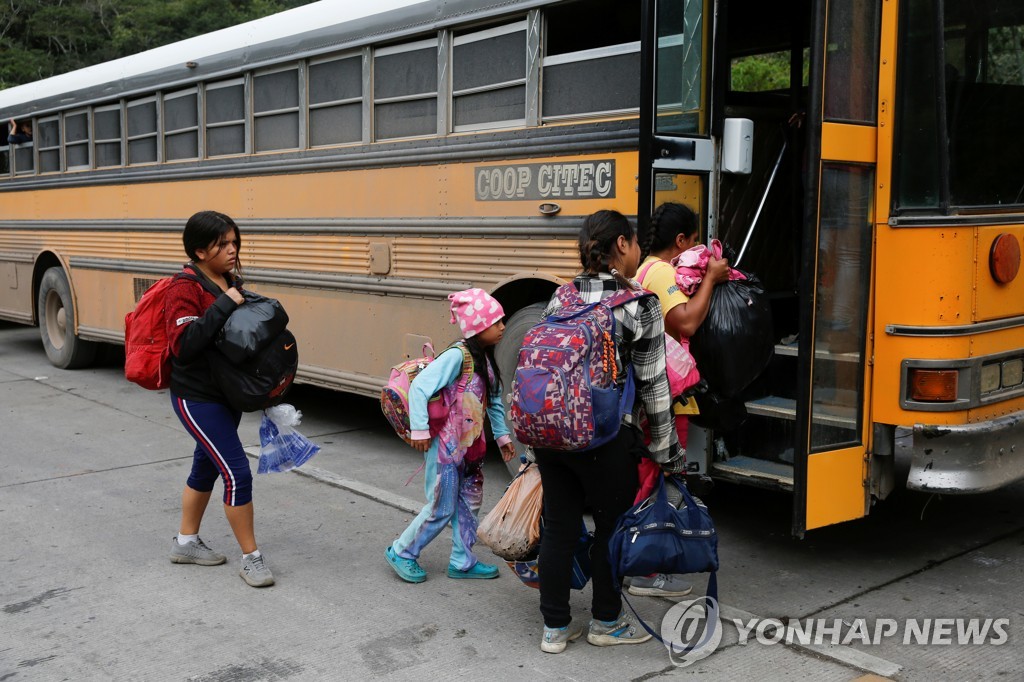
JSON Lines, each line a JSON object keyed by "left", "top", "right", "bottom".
{"left": 475, "top": 160, "right": 616, "bottom": 201}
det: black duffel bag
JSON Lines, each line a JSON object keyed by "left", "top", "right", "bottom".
{"left": 689, "top": 271, "right": 774, "bottom": 399}
{"left": 216, "top": 292, "right": 289, "bottom": 365}
{"left": 209, "top": 329, "right": 298, "bottom": 413}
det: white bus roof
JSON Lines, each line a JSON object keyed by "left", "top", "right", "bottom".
{"left": 0, "top": 0, "right": 550, "bottom": 117}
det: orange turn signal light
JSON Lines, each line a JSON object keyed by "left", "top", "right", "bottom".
{"left": 909, "top": 369, "right": 959, "bottom": 402}
{"left": 990, "top": 233, "right": 1021, "bottom": 284}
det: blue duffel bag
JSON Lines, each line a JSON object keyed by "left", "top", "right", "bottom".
{"left": 608, "top": 473, "right": 719, "bottom": 606}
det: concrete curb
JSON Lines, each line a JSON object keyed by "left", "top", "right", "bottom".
{"left": 243, "top": 446, "right": 422, "bottom": 515}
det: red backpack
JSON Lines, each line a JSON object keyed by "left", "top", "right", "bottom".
{"left": 124, "top": 273, "right": 197, "bottom": 389}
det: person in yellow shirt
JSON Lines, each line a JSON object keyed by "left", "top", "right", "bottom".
{"left": 629, "top": 201, "right": 729, "bottom": 599}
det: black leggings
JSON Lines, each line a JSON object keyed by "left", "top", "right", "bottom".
{"left": 535, "top": 426, "right": 643, "bottom": 627}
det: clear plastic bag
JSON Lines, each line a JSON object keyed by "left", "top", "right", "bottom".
{"left": 477, "top": 463, "right": 543, "bottom": 561}
{"left": 257, "top": 403, "right": 321, "bottom": 474}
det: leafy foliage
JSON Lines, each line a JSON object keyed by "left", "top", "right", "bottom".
{"left": 0, "top": 0, "right": 316, "bottom": 90}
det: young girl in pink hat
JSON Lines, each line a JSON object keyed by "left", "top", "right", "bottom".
{"left": 386, "top": 288, "right": 517, "bottom": 583}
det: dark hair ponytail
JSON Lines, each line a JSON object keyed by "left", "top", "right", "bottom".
{"left": 578, "top": 209, "right": 636, "bottom": 287}
{"left": 183, "top": 210, "right": 243, "bottom": 276}
{"left": 464, "top": 335, "right": 501, "bottom": 397}
{"left": 641, "top": 202, "right": 698, "bottom": 260}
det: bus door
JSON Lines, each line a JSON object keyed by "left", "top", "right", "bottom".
{"left": 640, "top": 0, "right": 879, "bottom": 534}
{"left": 638, "top": 0, "right": 718, "bottom": 474}
{"left": 791, "top": 0, "right": 882, "bottom": 535}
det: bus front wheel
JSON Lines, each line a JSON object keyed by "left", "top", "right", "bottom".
{"left": 494, "top": 301, "right": 546, "bottom": 477}
{"left": 37, "top": 267, "right": 97, "bottom": 369}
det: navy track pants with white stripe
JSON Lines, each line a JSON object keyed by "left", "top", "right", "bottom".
{"left": 171, "top": 394, "right": 253, "bottom": 507}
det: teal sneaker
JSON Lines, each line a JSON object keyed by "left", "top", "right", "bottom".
{"left": 385, "top": 546, "right": 427, "bottom": 583}
{"left": 447, "top": 561, "right": 499, "bottom": 579}
{"left": 541, "top": 622, "right": 583, "bottom": 654}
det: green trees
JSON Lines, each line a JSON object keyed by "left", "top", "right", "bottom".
{"left": 0, "top": 0, "right": 315, "bottom": 90}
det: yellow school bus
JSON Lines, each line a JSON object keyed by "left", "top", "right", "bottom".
{"left": 1, "top": 0, "right": 1022, "bottom": 533}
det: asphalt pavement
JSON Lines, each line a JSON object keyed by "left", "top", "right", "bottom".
{"left": 1, "top": 320, "right": 1021, "bottom": 681}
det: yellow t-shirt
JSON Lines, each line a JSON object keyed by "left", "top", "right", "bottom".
{"left": 637, "top": 256, "right": 698, "bottom": 415}
{"left": 638, "top": 256, "right": 689, "bottom": 314}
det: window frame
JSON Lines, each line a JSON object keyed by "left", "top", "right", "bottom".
{"left": 307, "top": 50, "right": 367, "bottom": 148}
{"left": 63, "top": 107, "right": 91, "bottom": 172}
{"left": 92, "top": 102, "right": 124, "bottom": 169}
{"left": 126, "top": 94, "right": 162, "bottom": 166}
{"left": 451, "top": 20, "right": 529, "bottom": 133}
{"left": 372, "top": 36, "right": 440, "bottom": 141}
{"left": 35, "top": 114, "right": 62, "bottom": 175}
{"left": 162, "top": 86, "right": 201, "bottom": 163}
{"left": 204, "top": 76, "right": 248, "bottom": 158}
{"left": 540, "top": 40, "right": 642, "bottom": 122}
{"left": 252, "top": 63, "right": 304, "bottom": 154}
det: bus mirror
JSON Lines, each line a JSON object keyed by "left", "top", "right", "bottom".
{"left": 722, "top": 118, "right": 753, "bottom": 175}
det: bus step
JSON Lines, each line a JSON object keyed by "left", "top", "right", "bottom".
{"left": 712, "top": 455, "right": 794, "bottom": 490}
{"left": 774, "top": 341, "right": 861, "bottom": 363}
{"left": 745, "top": 395, "right": 857, "bottom": 429}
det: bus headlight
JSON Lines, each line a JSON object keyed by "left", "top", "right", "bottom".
{"left": 1001, "top": 359, "right": 1024, "bottom": 388}
{"left": 980, "top": 364, "right": 1002, "bottom": 394}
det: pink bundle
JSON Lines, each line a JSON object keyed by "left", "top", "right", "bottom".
{"left": 669, "top": 239, "right": 746, "bottom": 296}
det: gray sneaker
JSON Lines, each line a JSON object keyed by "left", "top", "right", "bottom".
{"left": 587, "top": 611, "right": 652, "bottom": 647}
{"left": 540, "top": 622, "right": 583, "bottom": 654}
{"left": 169, "top": 536, "right": 226, "bottom": 566}
{"left": 627, "top": 573, "right": 693, "bottom": 598}
{"left": 239, "top": 553, "right": 275, "bottom": 587}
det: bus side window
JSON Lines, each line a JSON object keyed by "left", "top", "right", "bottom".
{"left": 452, "top": 22, "right": 528, "bottom": 131}
{"left": 374, "top": 38, "right": 439, "bottom": 140}
{"left": 0, "top": 145, "right": 9, "bottom": 176}
{"left": 206, "top": 79, "right": 246, "bottom": 157}
{"left": 541, "top": 0, "right": 641, "bottom": 120}
{"left": 309, "top": 54, "right": 363, "bottom": 147}
{"left": 254, "top": 66, "right": 300, "bottom": 153}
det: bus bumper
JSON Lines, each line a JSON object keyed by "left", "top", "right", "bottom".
{"left": 897, "top": 411, "right": 1024, "bottom": 493}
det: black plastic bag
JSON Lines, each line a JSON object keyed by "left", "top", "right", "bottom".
{"left": 216, "top": 292, "right": 289, "bottom": 365}
{"left": 689, "top": 391, "right": 748, "bottom": 431}
{"left": 209, "top": 329, "right": 298, "bottom": 413}
{"left": 689, "top": 271, "right": 774, "bottom": 399}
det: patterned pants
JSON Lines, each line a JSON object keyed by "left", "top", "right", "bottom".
{"left": 393, "top": 443, "right": 485, "bottom": 571}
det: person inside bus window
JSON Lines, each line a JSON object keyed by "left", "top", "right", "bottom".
{"left": 7, "top": 118, "right": 32, "bottom": 145}
{"left": 535, "top": 209, "right": 685, "bottom": 654}
{"left": 164, "top": 211, "right": 275, "bottom": 588}
{"left": 630, "top": 201, "right": 729, "bottom": 599}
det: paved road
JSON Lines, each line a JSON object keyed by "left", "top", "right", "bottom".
{"left": 0, "top": 321, "right": 1021, "bottom": 681}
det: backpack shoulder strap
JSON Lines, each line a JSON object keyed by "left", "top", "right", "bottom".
{"left": 444, "top": 340, "right": 475, "bottom": 389}
{"left": 553, "top": 282, "right": 584, "bottom": 307}
{"left": 602, "top": 286, "right": 651, "bottom": 310}
{"left": 636, "top": 259, "right": 659, "bottom": 285}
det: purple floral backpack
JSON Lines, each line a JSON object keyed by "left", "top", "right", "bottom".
{"left": 510, "top": 283, "right": 650, "bottom": 451}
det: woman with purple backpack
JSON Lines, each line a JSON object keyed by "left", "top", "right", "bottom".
{"left": 534, "top": 209, "right": 686, "bottom": 654}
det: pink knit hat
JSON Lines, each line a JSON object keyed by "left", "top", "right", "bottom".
{"left": 448, "top": 288, "right": 504, "bottom": 338}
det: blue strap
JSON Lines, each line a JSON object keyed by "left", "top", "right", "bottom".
{"left": 620, "top": 571, "right": 719, "bottom": 653}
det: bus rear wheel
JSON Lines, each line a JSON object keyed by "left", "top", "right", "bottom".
{"left": 38, "top": 267, "right": 97, "bottom": 369}
{"left": 494, "top": 301, "right": 547, "bottom": 477}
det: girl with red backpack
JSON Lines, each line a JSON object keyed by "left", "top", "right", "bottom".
{"left": 385, "top": 288, "right": 517, "bottom": 583}
{"left": 164, "top": 211, "right": 274, "bottom": 588}
{"left": 535, "top": 210, "right": 685, "bottom": 654}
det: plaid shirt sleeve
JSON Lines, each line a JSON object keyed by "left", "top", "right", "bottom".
{"left": 631, "top": 295, "right": 685, "bottom": 473}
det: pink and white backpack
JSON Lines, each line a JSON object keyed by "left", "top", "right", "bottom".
{"left": 510, "top": 283, "right": 650, "bottom": 451}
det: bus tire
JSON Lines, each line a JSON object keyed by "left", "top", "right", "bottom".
{"left": 37, "top": 267, "right": 97, "bottom": 369}
{"left": 494, "top": 301, "right": 547, "bottom": 477}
